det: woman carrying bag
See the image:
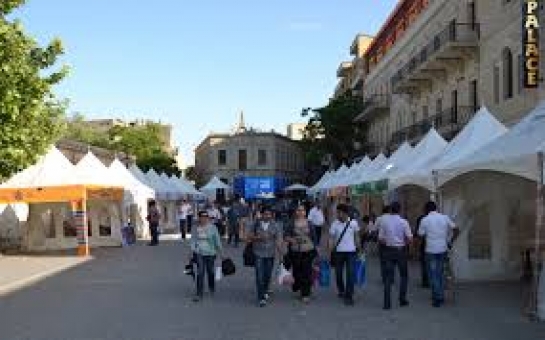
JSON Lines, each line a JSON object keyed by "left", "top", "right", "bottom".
{"left": 190, "top": 210, "right": 223, "bottom": 302}
{"left": 284, "top": 205, "right": 317, "bottom": 304}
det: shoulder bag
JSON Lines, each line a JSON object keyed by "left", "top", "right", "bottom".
{"left": 330, "top": 220, "right": 351, "bottom": 268}
{"left": 243, "top": 222, "right": 259, "bottom": 267}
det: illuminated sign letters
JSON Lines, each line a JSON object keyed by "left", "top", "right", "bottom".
{"left": 523, "top": 0, "right": 541, "bottom": 88}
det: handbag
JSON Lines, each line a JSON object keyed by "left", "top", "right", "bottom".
{"left": 221, "top": 258, "right": 236, "bottom": 276}
{"left": 330, "top": 220, "right": 352, "bottom": 267}
{"left": 243, "top": 222, "right": 258, "bottom": 267}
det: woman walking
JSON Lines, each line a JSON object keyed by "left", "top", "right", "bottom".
{"left": 284, "top": 205, "right": 317, "bottom": 304}
{"left": 190, "top": 210, "right": 223, "bottom": 302}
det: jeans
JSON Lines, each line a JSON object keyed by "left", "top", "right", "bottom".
{"left": 227, "top": 222, "right": 240, "bottom": 246}
{"left": 179, "top": 219, "right": 187, "bottom": 239}
{"left": 149, "top": 223, "right": 159, "bottom": 245}
{"left": 255, "top": 256, "right": 275, "bottom": 301}
{"left": 291, "top": 251, "right": 314, "bottom": 298}
{"left": 311, "top": 224, "right": 323, "bottom": 246}
{"left": 426, "top": 252, "right": 446, "bottom": 303}
{"left": 379, "top": 244, "right": 387, "bottom": 284}
{"left": 335, "top": 252, "right": 356, "bottom": 300}
{"left": 383, "top": 246, "right": 409, "bottom": 307}
{"left": 195, "top": 254, "right": 216, "bottom": 297}
{"left": 420, "top": 248, "right": 430, "bottom": 287}
{"left": 186, "top": 215, "right": 193, "bottom": 235}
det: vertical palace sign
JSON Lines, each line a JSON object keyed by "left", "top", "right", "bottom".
{"left": 524, "top": 0, "right": 540, "bottom": 88}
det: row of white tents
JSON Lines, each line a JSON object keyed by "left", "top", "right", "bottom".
{"left": 309, "top": 102, "right": 545, "bottom": 317}
{"left": 0, "top": 147, "right": 203, "bottom": 251}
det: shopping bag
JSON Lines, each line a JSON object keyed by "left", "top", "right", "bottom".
{"left": 277, "top": 263, "right": 294, "bottom": 286}
{"left": 221, "top": 258, "right": 236, "bottom": 276}
{"left": 319, "top": 259, "right": 331, "bottom": 287}
{"left": 354, "top": 255, "right": 366, "bottom": 287}
{"left": 215, "top": 266, "right": 223, "bottom": 281}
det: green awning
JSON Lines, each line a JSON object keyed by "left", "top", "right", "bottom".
{"left": 351, "top": 179, "right": 388, "bottom": 196}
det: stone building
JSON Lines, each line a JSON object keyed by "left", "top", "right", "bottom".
{"left": 334, "top": 34, "right": 374, "bottom": 99}
{"left": 194, "top": 113, "right": 305, "bottom": 186}
{"left": 286, "top": 123, "right": 307, "bottom": 141}
{"left": 348, "top": 0, "right": 545, "bottom": 156}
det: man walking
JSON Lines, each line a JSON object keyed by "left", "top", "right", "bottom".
{"left": 178, "top": 199, "right": 193, "bottom": 239}
{"left": 245, "top": 206, "right": 283, "bottom": 307}
{"left": 328, "top": 204, "right": 360, "bottom": 306}
{"left": 146, "top": 200, "right": 161, "bottom": 246}
{"left": 308, "top": 201, "right": 325, "bottom": 246}
{"left": 418, "top": 201, "right": 459, "bottom": 307}
{"left": 378, "top": 202, "right": 412, "bottom": 310}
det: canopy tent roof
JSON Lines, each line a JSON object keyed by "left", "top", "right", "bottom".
{"left": 309, "top": 171, "right": 333, "bottom": 193}
{"left": 385, "top": 129, "right": 447, "bottom": 189}
{"left": 146, "top": 169, "right": 176, "bottom": 200}
{"left": 438, "top": 100, "right": 545, "bottom": 185}
{"left": 129, "top": 165, "right": 154, "bottom": 188}
{"left": 284, "top": 183, "right": 309, "bottom": 191}
{"left": 346, "top": 156, "right": 373, "bottom": 186}
{"left": 0, "top": 148, "right": 123, "bottom": 204}
{"left": 201, "top": 176, "right": 230, "bottom": 191}
{"left": 75, "top": 152, "right": 117, "bottom": 186}
{"left": 170, "top": 174, "right": 203, "bottom": 196}
{"left": 390, "top": 107, "right": 507, "bottom": 190}
{"left": 108, "top": 159, "right": 155, "bottom": 202}
{"left": 364, "top": 142, "right": 414, "bottom": 184}
{"left": 352, "top": 153, "right": 388, "bottom": 186}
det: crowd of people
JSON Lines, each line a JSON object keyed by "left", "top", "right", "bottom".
{"left": 146, "top": 194, "right": 459, "bottom": 309}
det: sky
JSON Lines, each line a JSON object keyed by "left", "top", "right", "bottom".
{"left": 14, "top": 0, "right": 398, "bottom": 165}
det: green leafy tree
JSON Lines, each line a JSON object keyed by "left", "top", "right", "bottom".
{"left": 0, "top": 0, "right": 69, "bottom": 179}
{"left": 301, "top": 93, "right": 367, "bottom": 172}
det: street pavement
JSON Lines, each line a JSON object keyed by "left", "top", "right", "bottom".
{"left": 0, "top": 240, "right": 544, "bottom": 340}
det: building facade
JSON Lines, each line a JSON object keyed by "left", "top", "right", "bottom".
{"left": 353, "top": 0, "right": 545, "bottom": 156}
{"left": 334, "top": 34, "right": 374, "bottom": 99}
{"left": 287, "top": 123, "right": 307, "bottom": 141}
{"left": 194, "top": 116, "right": 305, "bottom": 187}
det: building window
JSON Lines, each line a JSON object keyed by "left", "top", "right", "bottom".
{"left": 411, "top": 112, "right": 417, "bottom": 125}
{"left": 502, "top": 48, "right": 514, "bottom": 100}
{"left": 493, "top": 66, "right": 500, "bottom": 104}
{"left": 436, "top": 98, "right": 443, "bottom": 114}
{"left": 217, "top": 150, "right": 227, "bottom": 166}
{"left": 470, "top": 80, "right": 478, "bottom": 112}
{"left": 258, "top": 149, "right": 267, "bottom": 166}
{"left": 238, "top": 149, "right": 247, "bottom": 171}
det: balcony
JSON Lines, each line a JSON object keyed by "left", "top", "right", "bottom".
{"left": 389, "top": 106, "right": 477, "bottom": 147}
{"left": 391, "top": 21, "right": 480, "bottom": 94}
{"left": 337, "top": 61, "right": 353, "bottom": 78}
{"left": 355, "top": 94, "right": 391, "bottom": 122}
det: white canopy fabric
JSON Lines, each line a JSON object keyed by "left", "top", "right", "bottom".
{"left": 385, "top": 128, "right": 447, "bottom": 189}
{"left": 346, "top": 157, "right": 373, "bottom": 186}
{"left": 365, "top": 142, "right": 414, "bottom": 184}
{"left": 129, "top": 165, "right": 153, "bottom": 187}
{"left": 309, "top": 171, "right": 332, "bottom": 193}
{"left": 75, "top": 152, "right": 117, "bottom": 187}
{"left": 284, "top": 183, "right": 309, "bottom": 191}
{"left": 353, "top": 153, "right": 388, "bottom": 185}
{"left": 170, "top": 175, "right": 202, "bottom": 196}
{"left": 390, "top": 107, "right": 508, "bottom": 190}
{"left": 201, "top": 176, "right": 230, "bottom": 191}
{"left": 146, "top": 169, "right": 175, "bottom": 200}
{"left": 323, "top": 164, "right": 350, "bottom": 190}
{"left": 1, "top": 147, "right": 79, "bottom": 188}
{"left": 438, "top": 100, "right": 545, "bottom": 185}
{"left": 108, "top": 159, "right": 155, "bottom": 203}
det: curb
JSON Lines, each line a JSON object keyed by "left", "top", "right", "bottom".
{"left": 0, "top": 257, "right": 93, "bottom": 297}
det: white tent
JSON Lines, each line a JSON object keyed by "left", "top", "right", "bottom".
{"left": 346, "top": 156, "right": 373, "bottom": 186}
{"left": 438, "top": 100, "right": 545, "bottom": 185}
{"left": 365, "top": 142, "right": 414, "bottom": 185}
{"left": 129, "top": 165, "right": 154, "bottom": 189}
{"left": 108, "top": 160, "right": 155, "bottom": 238}
{"left": 171, "top": 175, "right": 203, "bottom": 197}
{"left": 309, "top": 171, "right": 333, "bottom": 193}
{"left": 146, "top": 169, "right": 174, "bottom": 201}
{"left": 201, "top": 176, "right": 230, "bottom": 191}
{"left": 389, "top": 107, "right": 508, "bottom": 191}
{"left": 384, "top": 129, "right": 447, "bottom": 190}
{"left": 353, "top": 153, "right": 388, "bottom": 186}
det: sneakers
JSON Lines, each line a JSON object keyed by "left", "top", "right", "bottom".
{"left": 344, "top": 297, "right": 355, "bottom": 306}
{"left": 264, "top": 293, "right": 270, "bottom": 301}
{"left": 192, "top": 295, "right": 201, "bottom": 302}
{"left": 301, "top": 297, "right": 311, "bottom": 304}
{"left": 259, "top": 299, "right": 267, "bottom": 307}
{"left": 400, "top": 300, "right": 410, "bottom": 307}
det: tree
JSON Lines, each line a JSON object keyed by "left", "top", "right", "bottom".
{"left": 184, "top": 166, "right": 203, "bottom": 187}
{"left": 301, "top": 93, "right": 367, "bottom": 173}
{"left": 0, "top": 1, "right": 69, "bottom": 179}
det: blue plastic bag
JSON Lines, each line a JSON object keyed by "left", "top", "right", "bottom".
{"left": 319, "top": 259, "right": 331, "bottom": 287}
{"left": 354, "top": 256, "right": 366, "bottom": 287}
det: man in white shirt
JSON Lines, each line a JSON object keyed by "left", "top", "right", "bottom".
{"left": 178, "top": 199, "right": 192, "bottom": 240}
{"left": 308, "top": 201, "right": 326, "bottom": 246}
{"left": 418, "top": 201, "right": 459, "bottom": 307}
{"left": 378, "top": 202, "right": 412, "bottom": 310}
{"left": 328, "top": 204, "right": 360, "bottom": 306}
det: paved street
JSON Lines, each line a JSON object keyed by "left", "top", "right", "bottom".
{"left": 1, "top": 240, "right": 544, "bottom": 340}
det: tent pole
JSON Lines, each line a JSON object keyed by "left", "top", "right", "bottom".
{"left": 432, "top": 170, "right": 443, "bottom": 210}
{"left": 73, "top": 199, "right": 90, "bottom": 257}
{"left": 533, "top": 151, "right": 544, "bottom": 320}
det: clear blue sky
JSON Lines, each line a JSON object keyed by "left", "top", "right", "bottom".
{"left": 15, "top": 0, "right": 397, "bottom": 165}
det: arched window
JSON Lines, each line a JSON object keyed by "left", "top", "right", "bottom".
{"left": 503, "top": 48, "right": 514, "bottom": 99}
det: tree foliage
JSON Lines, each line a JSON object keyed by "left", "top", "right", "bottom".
{"left": 301, "top": 93, "right": 367, "bottom": 171}
{"left": 64, "top": 116, "right": 181, "bottom": 176}
{"left": 0, "top": 1, "right": 69, "bottom": 179}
